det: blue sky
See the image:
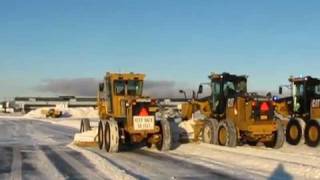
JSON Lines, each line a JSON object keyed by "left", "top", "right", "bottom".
{"left": 1, "top": 1, "right": 320, "bottom": 99}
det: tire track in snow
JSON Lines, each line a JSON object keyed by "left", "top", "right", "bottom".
{"left": 0, "top": 147, "right": 13, "bottom": 179}
{"left": 89, "top": 147, "right": 239, "bottom": 180}
{"left": 133, "top": 149, "right": 241, "bottom": 180}
{"left": 196, "top": 144, "right": 320, "bottom": 169}
{"left": 20, "top": 145, "right": 58, "bottom": 180}
{"left": 166, "top": 151, "right": 268, "bottom": 179}
{"left": 59, "top": 148, "right": 108, "bottom": 180}
{"left": 10, "top": 146, "right": 22, "bottom": 180}
{"left": 40, "top": 146, "right": 85, "bottom": 179}
{"left": 170, "top": 144, "right": 320, "bottom": 179}
{"left": 89, "top": 149, "right": 148, "bottom": 180}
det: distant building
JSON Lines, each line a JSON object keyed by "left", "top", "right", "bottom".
{"left": 14, "top": 96, "right": 97, "bottom": 112}
{"left": 0, "top": 101, "right": 15, "bottom": 113}
{"left": 13, "top": 96, "right": 187, "bottom": 113}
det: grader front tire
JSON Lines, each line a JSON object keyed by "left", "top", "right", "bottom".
{"left": 286, "top": 119, "right": 302, "bottom": 145}
{"left": 266, "top": 120, "right": 285, "bottom": 149}
{"left": 104, "top": 120, "right": 120, "bottom": 153}
{"left": 202, "top": 118, "right": 218, "bottom": 144}
{"left": 217, "top": 120, "right": 237, "bottom": 147}
{"left": 156, "top": 119, "right": 172, "bottom": 151}
{"left": 304, "top": 119, "right": 320, "bottom": 147}
{"left": 98, "top": 121, "right": 105, "bottom": 150}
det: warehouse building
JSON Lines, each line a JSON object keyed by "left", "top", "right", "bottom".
{"left": 14, "top": 96, "right": 97, "bottom": 113}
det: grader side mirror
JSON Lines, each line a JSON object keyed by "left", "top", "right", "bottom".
{"left": 179, "top": 90, "right": 187, "bottom": 100}
{"left": 198, "top": 85, "right": 203, "bottom": 94}
{"left": 192, "top": 91, "right": 196, "bottom": 99}
{"left": 99, "top": 83, "right": 104, "bottom": 92}
{"left": 279, "top": 87, "right": 283, "bottom": 95}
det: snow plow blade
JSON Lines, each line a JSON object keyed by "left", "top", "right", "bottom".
{"left": 73, "top": 128, "right": 98, "bottom": 147}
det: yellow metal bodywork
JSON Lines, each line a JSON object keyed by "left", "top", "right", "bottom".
{"left": 98, "top": 72, "right": 146, "bottom": 119}
{"left": 180, "top": 96, "right": 277, "bottom": 142}
{"left": 247, "top": 121, "right": 277, "bottom": 135}
{"left": 311, "top": 102, "right": 320, "bottom": 120}
{"left": 226, "top": 97, "right": 277, "bottom": 141}
{"left": 274, "top": 101, "right": 291, "bottom": 117}
{"left": 275, "top": 99, "right": 320, "bottom": 120}
{"left": 181, "top": 100, "right": 211, "bottom": 120}
{"left": 42, "top": 109, "right": 63, "bottom": 118}
{"left": 97, "top": 72, "right": 160, "bottom": 142}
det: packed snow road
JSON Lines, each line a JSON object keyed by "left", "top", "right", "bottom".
{"left": 0, "top": 117, "right": 241, "bottom": 180}
{"left": 1, "top": 117, "right": 320, "bottom": 180}
{"left": 0, "top": 118, "right": 107, "bottom": 180}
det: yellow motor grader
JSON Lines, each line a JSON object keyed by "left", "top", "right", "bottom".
{"left": 179, "top": 72, "right": 284, "bottom": 148}
{"left": 43, "top": 109, "right": 63, "bottom": 118}
{"left": 276, "top": 76, "right": 320, "bottom": 147}
{"left": 81, "top": 72, "right": 172, "bottom": 153}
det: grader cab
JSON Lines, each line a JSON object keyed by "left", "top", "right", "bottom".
{"left": 180, "top": 72, "right": 284, "bottom": 148}
{"left": 82, "top": 72, "right": 172, "bottom": 153}
{"left": 277, "top": 76, "right": 320, "bottom": 147}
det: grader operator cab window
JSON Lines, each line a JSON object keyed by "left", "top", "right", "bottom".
{"left": 211, "top": 79, "right": 230, "bottom": 115}
{"left": 223, "top": 80, "right": 247, "bottom": 96}
{"left": 315, "top": 85, "right": 320, "bottom": 95}
{"left": 114, "top": 80, "right": 125, "bottom": 96}
{"left": 127, "top": 80, "right": 143, "bottom": 96}
{"left": 114, "top": 80, "right": 143, "bottom": 96}
{"left": 237, "top": 81, "right": 247, "bottom": 93}
{"left": 211, "top": 82, "right": 221, "bottom": 111}
{"left": 294, "top": 84, "right": 305, "bottom": 97}
{"left": 293, "top": 83, "right": 305, "bottom": 114}
{"left": 223, "top": 81, "right": 236, "bottom": 97}
{"left": 210, "top": 78, "right": 247, "bottom": 115}
{"left": 99, "top": 83, "right": 104, "bottom": 92}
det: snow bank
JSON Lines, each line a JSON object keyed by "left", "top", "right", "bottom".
{"left": 24, "top": 107, "right": 99, "bottom": 119}
{"left": 66, "top": 107, "right": 99, "bottom": 119}
{"left": 168, "top": 143, "right": 320, "bottom": 179}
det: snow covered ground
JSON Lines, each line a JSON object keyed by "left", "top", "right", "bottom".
{"left": 165, "top": 143, "right": 320, "bottom": 179}
{"left": 24, "top": 107, "right": 99, "bottom": 119}
{"left": 1, "top": 108, "right": 320, "bottom": 179}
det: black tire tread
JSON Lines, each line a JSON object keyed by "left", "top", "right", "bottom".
{"left": 304, "top": 119, "right": 320, "bottom": 147}
{"left": 156, "top": 119, "right": 172, "bottom": 151}
{"left": 266, "top": 120, "right": 285, "bottom": 149}
{"left": 105, "top": 119, "right": 120, "bottom": 153}
{"left": 286, "top": 118, "right": 302, "bottom": 145}
{"left": 217, "top": 119, "right": 237, "bottom": 147}
{"left": 202, "top": 118, "right": 219, "bottom": 144}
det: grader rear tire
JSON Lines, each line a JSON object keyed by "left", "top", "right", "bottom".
{"left": 217, "top": 120, "right": 237, "bottom": 147}
{"left": 104, "top": 120, "right": 120, "bottom": 153}
{"left": 98, "top": 121, "right": 105, "bottom": 150}
{"left": 286, "top": 119, "right": 302, "bottom": 145}
{"left": 202, "top": 118, "right": 218, "bottom": 144}
{"left": 305, "top": 119, "right": 320, "bottom": 147}
{"left": 156, "top": 119, "right": 172, "bottom": 151}
{"left": 266, "top": 120, "right": 285, "bottom": 149}
{"left": 80, "top": 119, "right": 91, "bottom": 133}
